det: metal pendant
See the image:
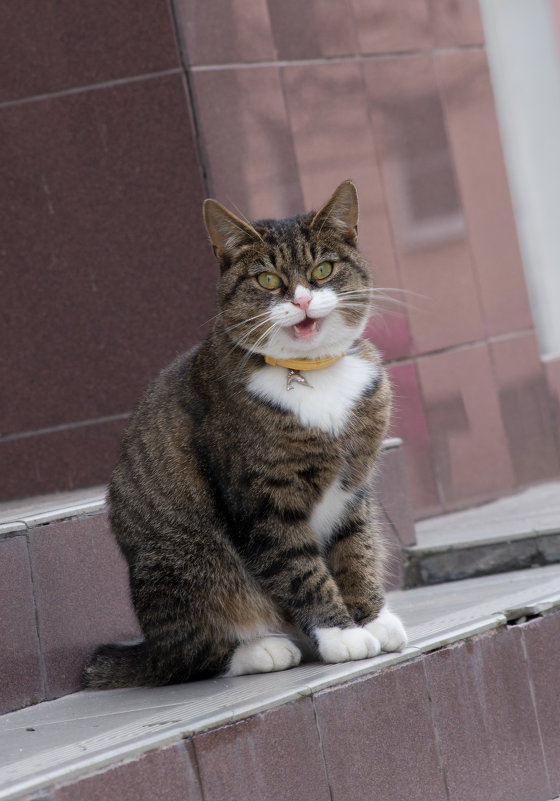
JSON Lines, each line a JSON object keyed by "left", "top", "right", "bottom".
{"left": 286, "top": 369, "right": 313, "bottom": 391}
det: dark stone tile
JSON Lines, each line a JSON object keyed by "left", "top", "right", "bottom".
{"left": 0, "top": 418, "right": 127, "bottom": 502}
{"left": 55, "top": 742, "right": 202, "bottom": 801}
{"left": 429, "top": 0, "right": 485, "bottom": 46}
{"left": 490, "top": 333, "right": 560, "bottom": 487}
{"left": 408, "top": 538, "right": 542, "bottom": 587}
{"left": 0, "top": 536, "right": 44, "bottom": 713}
{"left": 315, "top": 660, "right": 446, "bottom": 801}
{"left": 281, "top": 61, "right": 410, "bottom": 362}
{"left": 0, "top": 0, "right": 179, "bottom": 102}
{"left": 425, "top": 628, "right": 550, "bottom": 801}
{"left": 436, "top": 51, "right": 533, "bottom": 338}
{"left": 539, "top": 533, "right": 560, "bottom": 563}
{"left": 190, "top": 66, "right": 304, "bottom": 220}
{"left": 194, "top": 698, "right": 330, "bottom": 801}
{"left": 1, "top": 74, "right": 216, "bottom": 498}
{"left": 268, "top": 0, "right": 356, "bottom": 60}
{"left": 522, "top": 612, "right": 560, "bottom": 794}
{"left": 173, "top": 0, "right": 276, "bottom": 65}
{"left": 29, "top": 513, "right": 141, "bottom": 698}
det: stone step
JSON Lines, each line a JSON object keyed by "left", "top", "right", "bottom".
{"left": 1, "top": 565, "right": 559, "bottom": 801}
{"left": 404, "top": 480, "right": 560, "bottom": 587}
{"left": 0, "top": 439, "right": 416, "bottom": 717}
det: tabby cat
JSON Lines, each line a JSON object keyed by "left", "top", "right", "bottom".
{"left": 84, "top": 180, "right": 407, "bottom": 689}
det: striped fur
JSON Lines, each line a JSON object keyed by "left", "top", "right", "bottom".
{"left": 84, "top": 182, "right": 406, "bottom": 689}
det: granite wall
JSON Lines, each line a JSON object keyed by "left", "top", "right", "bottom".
{"left": 2, "top": 0, "right": 559, "bottom": 514}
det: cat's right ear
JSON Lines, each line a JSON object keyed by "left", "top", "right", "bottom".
{"left": 203, "top": 199, "right": 262, "bottom": 268}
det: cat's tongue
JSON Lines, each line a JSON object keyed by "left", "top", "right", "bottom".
{"left": 293, "top": 317, "right": 319, "bottom": 338}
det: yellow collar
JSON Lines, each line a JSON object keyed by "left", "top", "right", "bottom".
{"left": 263, "top": 353, "right": 346, "bottom": 371}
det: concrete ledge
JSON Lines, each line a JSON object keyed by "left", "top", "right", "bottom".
{"left": 406, "top": 481, "right": 560, "bottom": 586}
{"left": 1, "top": 565, "right": 560, "bottom": 801}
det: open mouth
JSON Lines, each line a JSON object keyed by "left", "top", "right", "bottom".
{"left": 293, "top": 317, "right": 320, "bottom": 339}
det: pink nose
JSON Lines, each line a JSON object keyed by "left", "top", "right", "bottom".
{"left": 293, "top": 292, "right": 311, "bottom": 313}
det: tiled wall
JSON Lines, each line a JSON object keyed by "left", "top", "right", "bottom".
{"left": 2, "top": 0, "right": 559, "bottom": 515}
{"left": 0, "top": 0, "right": 217, "bottom": 500}
{"left": 177, "top": 0, "right": 559, "bottom": 517}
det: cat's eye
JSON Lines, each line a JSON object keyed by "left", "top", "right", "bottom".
{"left": 311, "top": 261, "right": 333, "bottom": 281}
{"left": 257, "top": 272, "right": 282, "bottom": 290}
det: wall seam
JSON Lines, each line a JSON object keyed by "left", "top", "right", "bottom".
{"left": 0, "top": 68, "right": 183, "bottom": 110}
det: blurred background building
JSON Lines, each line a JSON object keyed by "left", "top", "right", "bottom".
{"left": 2, "top": 0, "right": 560, "bottom": 518}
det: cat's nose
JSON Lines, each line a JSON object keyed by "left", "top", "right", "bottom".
{"left": 293, "top": 287, "right": 312, "bottom": 313}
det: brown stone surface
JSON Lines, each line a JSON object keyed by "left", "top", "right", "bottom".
{"left": 1, "top": 73, "right": 215, "bottom": 500}
{"left": 0, "top": 0, "right": 179, "bottom": 102}
{"left": 425, "top": 628, "right": 550, "bottom": 801}
{"left": 522, "top": 612, "right": 560, "bottom": 794}
{"left": 55, "top": 742, "right": 202, "bottom": 801}
{"left": 28, "top": 514, "right": 141, "bottom": 698}
{"left": 194, "top": 698, "right": 330, "bottom": 801}
{"left": 314, "top": 660, "right": 447, "bottom": 801}
{"left": 0, "top": 536, "right": 44, "bottom": 713}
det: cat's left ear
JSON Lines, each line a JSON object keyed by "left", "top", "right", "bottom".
{"left": 310, "top": 180, "right": 359, "bottom": 244}
{"left": 203, "top": 199, "right": 262, "bottom": 268}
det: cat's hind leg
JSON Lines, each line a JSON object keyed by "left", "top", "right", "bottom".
{"left": 226, "top": 635, "right": 302, "bottom": 677}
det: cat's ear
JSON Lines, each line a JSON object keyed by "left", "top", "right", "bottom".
{"left": 310, "top": 180, "right": 359, "bottom": 243}
{"left": 203, "top": 199, "right": 262, "bottom": 267}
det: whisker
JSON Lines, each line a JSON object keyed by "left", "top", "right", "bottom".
{"left": 217, "top": 310, "right": 272, "bottom": 337}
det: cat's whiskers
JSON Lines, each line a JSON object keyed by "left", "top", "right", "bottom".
{"left": 218, "top": 310, "right": 272, "bottom": 338}
{"left": 226, "top": 317, "right": 273, "bottom": 359}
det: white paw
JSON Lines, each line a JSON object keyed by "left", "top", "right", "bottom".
{"left": 365, "top": 608, "right": 408, "bottom": 652}
{"left": 315, "top": 626, "right": 381, "bottom": 663}
{"left": 226, "top": 636, "right": 302, "bottom": 677}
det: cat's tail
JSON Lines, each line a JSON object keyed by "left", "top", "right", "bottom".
{"left": 83, "top": 641, "right": 151, "bottom": 690}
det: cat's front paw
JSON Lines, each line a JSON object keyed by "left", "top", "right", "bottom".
{"left": 226, "top": 636, "right": 302, "bottom": 677}
{"left": 315, "top": 626, "right": 381, "bottom": 663}
{"left": 364, "top": 608, "right": 407, "bottom": 652}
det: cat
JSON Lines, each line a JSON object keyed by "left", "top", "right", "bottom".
{"left": 84, "top": 180, "right": 407, "bottom": 689}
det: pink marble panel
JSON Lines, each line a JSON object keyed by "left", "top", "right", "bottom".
{"left": 268, "top": 0, "right": 356, "bottom": 59}
{"left": 173, "top": 0, "right": 275, "bottom": 65}
{"left": 362, "top": 55, "right": 486, "bottom": 355}
{"left": 387, "top": 362, "right": 441, "bottom": 517}
{"left": 417, "top": 344, "right": 515, "bottom": 509}
{"left": 428, "top": 0, "right": 485, "bottom": 47}
{"left": 490, "top": 333, "right": 560, "bottom": 486}
{"left": 282, "top": 61, "right": 411, "bottom": 361}
{"left": 190, "top": 66, "right": 304, "bottom": 220}
{"left": 350, "top": 0, "right": 432, "bottom": 54}
{"left": 437, "top": 51, "right": 534, "bottom": 337}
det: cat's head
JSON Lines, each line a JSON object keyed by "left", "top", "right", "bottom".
{"left": 203, "top": 181, "right": 373, "bottom": 361}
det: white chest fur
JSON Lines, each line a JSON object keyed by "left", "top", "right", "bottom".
{"left": 309, "top": 477, "right": 354, "bottom": 549}
{"left": 246, "top": 353, "right": 378, "bottom": 437}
